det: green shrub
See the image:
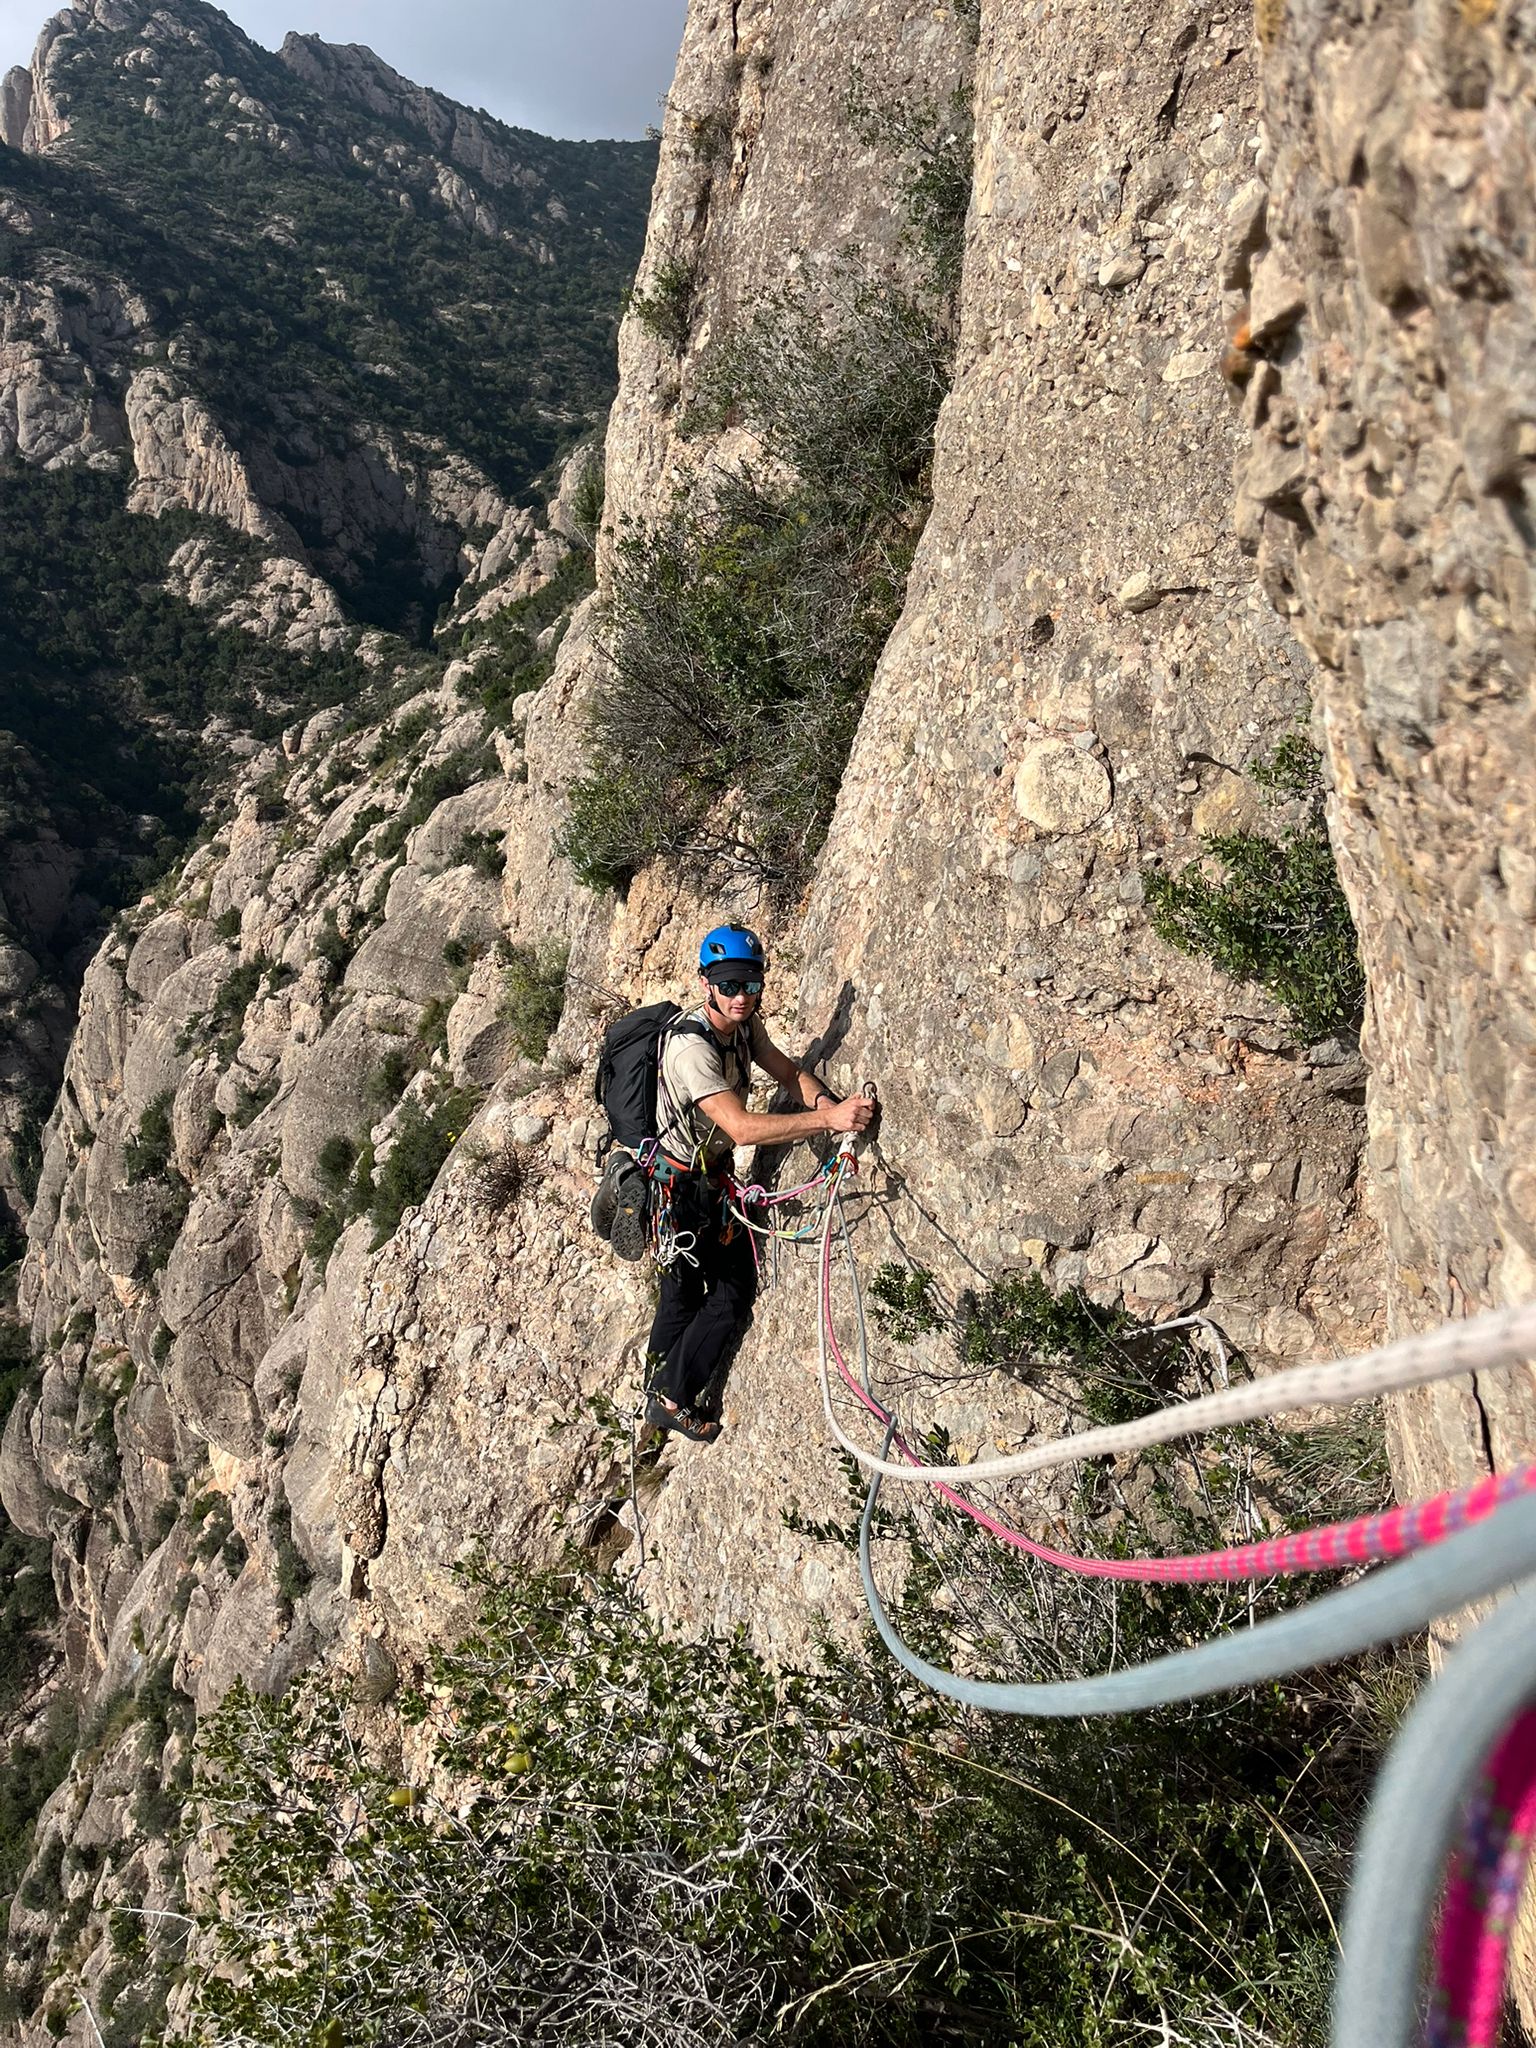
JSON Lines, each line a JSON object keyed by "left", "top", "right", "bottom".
{"left": 447, "top": 829, "right": 504, "bottom": 878}
{"left": 845, "top": 69, "right": 975, "bottom": 300}
{"left": 0, "top": 1694, "right": 76, "bottom": 1917}
{"left": 567, "top": 450, "right": 606, "bottom": 551}
{"left": 957, "top": 1270, "right": 1193, "bottom": 1428}
{"left": 314, "top": 801, "right": 388, "bottom": 881}
{"left": 17, "top": 1831, "right": 64, "bottom": 1913}
{"left": 500, "top": 942, "right": 569, "bottom": 1060}
{"left": 375, "top": 745, "right": 501, "bottom": 862}
{"left": 685, "top": 276, "right": 949, "bottom": 526}
{"left": 564, "top": 279, "right": 945, "bottom": 894}
{"left": 416, "top": 999, "right": 451, "bottom": 1057}
{"left": 306, "top": 1137, "right": 374, "bottom": 1269}
{"left": 306, "top": 1208, "right": 345, "bottom": 1267}
{"left": 1145, "top": 740, "right": 1363, "bottom": 1041}
{"left": 231, "top": 1074, "right": 280, "bottom": 1128}
{"left": 369, "top": 707, "right": 434, "bottom": 774}
{"left": 0, "top": 1304, "right": 55, "bottom": 1720}
{"left": 367, "top": 1048, "right": 414, "bottom": 1109}
{"left": 464, "top": 1142, "right": 539, "bottom": 1217}
{"left": 368, "top": 1088, "right": 480, "bottom": 1245}
{"left": 1251, "top": 730, "right": 1326, "bottom": 802}
{"left": 124, "top": 1093, "right": 175, "bottom": 1185}
{"left": 868, "top": 1262, "right": 945, "bottom": 1343}
{"left": 133, "top": 1172, "right": 193, "bottom": 1280}
{"left": 184, "top": 1494, "right": 247, "bottom": 1576}
{"left": 627, "top": 255, "right": 696, "bottom": 349}
{"left": 315, "top": 1134, "right": 358, "bottom": 1198}
{"left": 682, "top": 102, "right": 735, "bottom": 166}
{"left": 314, "top": 909, "right": 355, "bottom": 975}
{"left": 562, "top": 481, "right": 908, "bottom": 892}
{"left": 213, "top": 908, "right": 242, "bottom": 943}
{"left": 9, "top": 1092, "right": 46, "bottom": 1210}
{"left": 179, "top": 1522, "right": 1377, "bottom": 2048}
{"left": 188, "top": 1496, "right": 247, "bottom": 1576}
{"left": 467, "top": 546, "right": 595, "bottom": 720}
{"left": 268, "top": 1497, "right": 314, "bottom": 1618}
{"left": 210, "top": 959, "right": 267, "bottom": 1057}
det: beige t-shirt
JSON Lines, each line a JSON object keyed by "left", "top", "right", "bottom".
{"left": 656, "top": 1008, "right": 775, "bottom": 1168}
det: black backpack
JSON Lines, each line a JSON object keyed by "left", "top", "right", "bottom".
{"left": 593, "top": 1002, "right": 750, "bottom": 1158}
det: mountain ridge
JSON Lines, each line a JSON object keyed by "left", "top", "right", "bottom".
{"left": 0, "top": 0, "right": 645, "bottom": 1241}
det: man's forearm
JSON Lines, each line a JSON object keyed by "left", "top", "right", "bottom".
{"left": 792, "top": 1067, "right": 836, "bottom": 1111}
{"left": 727, "top": 1103, "right": 836, "bottom": 1146}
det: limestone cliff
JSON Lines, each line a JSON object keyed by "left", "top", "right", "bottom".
{"left": 3, "top": 0, "right": 1535, "bottom": 2039}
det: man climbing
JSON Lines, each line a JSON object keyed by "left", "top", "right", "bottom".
{"left": 643, "top": 923, "right": 874, "bottom": 1443}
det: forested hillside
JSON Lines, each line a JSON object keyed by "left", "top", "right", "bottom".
{"left": 3, "top": 0, "right": 652, "bottom": 521}
{"left": 0, "top": 0, "right": 652, "bottom": 1242}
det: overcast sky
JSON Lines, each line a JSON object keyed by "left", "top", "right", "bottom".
{"left": 0, "top": 0, "right": 688, "bottom": 138}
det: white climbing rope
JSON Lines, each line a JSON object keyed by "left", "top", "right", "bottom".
{"left": 821, "top": 1294, "right": 1536, "bottom": 1488}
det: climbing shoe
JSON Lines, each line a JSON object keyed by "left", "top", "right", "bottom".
{"left": 589, "top": 1150, "right": 624, "bottom": 1241}
{"left": 608, "top": 1158, "right": 652, "bottom": 1262}
{"left": 645, "top": 1393, "right": 722, "bottom": 1444}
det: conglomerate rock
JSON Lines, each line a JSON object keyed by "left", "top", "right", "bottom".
{"left": 1235, "top": 0, "right": 1536, "bottom": 1502}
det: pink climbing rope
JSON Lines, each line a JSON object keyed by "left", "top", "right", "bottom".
{"left": 815, "top": 1174, "right": 1536, "bottom": 1583}
{"left": 1427, "top": 1707, "right": 1536, "bottom": 2048}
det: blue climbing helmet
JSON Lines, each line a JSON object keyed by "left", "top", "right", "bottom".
{"left": 698, "top": 923, "right": 766, "bottom": 979}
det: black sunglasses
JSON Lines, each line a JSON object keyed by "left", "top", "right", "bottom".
{"left": 711, "top": 977, "right": 763, "bottom": 998}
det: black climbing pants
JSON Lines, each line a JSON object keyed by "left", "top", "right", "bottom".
{"left": 647, "top": 1176, "right": 757, "bottom": 1411}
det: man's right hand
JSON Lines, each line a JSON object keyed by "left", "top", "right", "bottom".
{"left": 826, "top": 1094, "right": 876, "bottom": 1135}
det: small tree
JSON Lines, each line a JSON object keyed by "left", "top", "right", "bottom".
{"left": 1145, "top": 738, "right": 1364, "bottom": 1041}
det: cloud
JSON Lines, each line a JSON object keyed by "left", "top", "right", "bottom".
{"left": 0, "top": 0, "right": 687, "bottom": 139}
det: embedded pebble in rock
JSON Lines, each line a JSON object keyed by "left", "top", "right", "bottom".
{"left": 1013, "top": 742, "right": 1114, "bottom": 834}
{"left": 1114, "top": 570, "right": 1161, "bottom": 613}
{"left": 1098, "top": 250, "right": 1146, "bottom": 289}
{"left": 1245, "top": 252, "right": 1306, "bottom": 343}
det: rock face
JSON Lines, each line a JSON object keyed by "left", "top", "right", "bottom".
{"left": 123, "top": 367, "right": 300, "bottom": 549}
{"left": 0, "top": 8, "right": 78, "bottom": 154}
{"left": 1236, "top": 0, "right": 1536, "bottom": 1502}
{"left": 789, "top": 0, "right": 1380, "bottom": 1383}
{"left": 0, "top": 0, "right": 651, "bottom": 596}
{"left": 275, "top": 33, "right": 560, "bottom": 216}
{"left": 4, "top": 0, "right": 1535, "bottom": 2037}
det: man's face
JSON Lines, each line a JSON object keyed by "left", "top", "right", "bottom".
{"left": 702, "top": 970, "right": 763, "bottom": 1029}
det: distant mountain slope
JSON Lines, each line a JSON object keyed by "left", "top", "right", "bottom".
{"left": 0, "top": 0, "right": 650, "bottom": 1243}
{"left": 0, "top": 0, "right": 654, "bottom": 613}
